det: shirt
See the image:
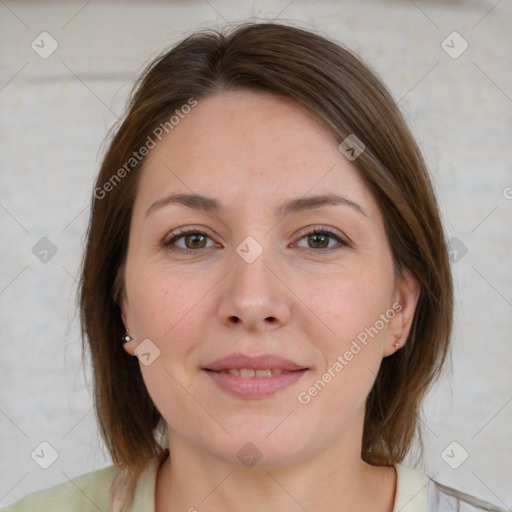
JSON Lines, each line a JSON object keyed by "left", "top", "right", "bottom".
{"left": 0, "top": 459, "right": 507, "bottom": 512}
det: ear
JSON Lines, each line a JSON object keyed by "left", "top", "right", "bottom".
{"left": 119, "top": 289, "right": 137, "bottom": 356}
{"left": 383, "top": 270, "right": 421, "bottom": 357}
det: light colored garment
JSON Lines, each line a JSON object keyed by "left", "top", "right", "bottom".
{"left": 394, "top": 465, "right": 508, "bottom": 512}
{"left": 1, "top": 460, "right": 507, "bottom": 512}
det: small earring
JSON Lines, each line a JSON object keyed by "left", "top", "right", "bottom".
{"left": 393, "top": 334, "right": 402, "bottom": 350}
{"left": 122, "top": 333, "right": 133, "bottom": 344}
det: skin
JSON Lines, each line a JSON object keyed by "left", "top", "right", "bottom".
{"left": 120, "top": 90, "right": 420, "bottom": 512}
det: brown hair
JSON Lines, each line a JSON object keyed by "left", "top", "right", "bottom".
{"left": 79, "top": 21, "right": 453, "bottom": 497}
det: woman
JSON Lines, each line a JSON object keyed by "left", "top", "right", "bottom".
{"left": 2, "top": 22, "right": 506, "bottom": 512}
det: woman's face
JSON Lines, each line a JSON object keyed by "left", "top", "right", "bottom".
{"left": 121, "top": 90, "right": 419, "bottom": 468}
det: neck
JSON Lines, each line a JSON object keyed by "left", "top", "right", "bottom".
{"left": 155, "top": 422, "right": 396, "bottom": 512}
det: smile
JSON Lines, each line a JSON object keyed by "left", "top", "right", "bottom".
{"left": 217, "top": 368, "right": 284, "bottom": 377}
{"left": 203, "top": 368, "right": 307, "bottom": 398}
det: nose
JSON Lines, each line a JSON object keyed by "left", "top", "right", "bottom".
{"left": 217, "top": 243, "right": 292, "bottom": 333}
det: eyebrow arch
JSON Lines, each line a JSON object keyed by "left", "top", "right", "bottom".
{"left": 279, "top": 193, "right": 368, "bottom": 218}
{"left": 145, "top": 193, "right": 222, "bottom": 217}
{"left": 145, "top": 192, "right": 368, "bottom": 218}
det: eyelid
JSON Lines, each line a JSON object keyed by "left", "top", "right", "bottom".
{"left": 292, "top": 226, "right": 350, "bottom": 250}
{"left": 163, "top": 226, "right": 219, "bottom": 248}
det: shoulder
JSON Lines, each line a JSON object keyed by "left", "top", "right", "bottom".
{"left": 427, "top": 479, "right": 509, "bottom": 512}
{"left": 394, "top": 464, "right": 509, "bottom": 512}
{"left": 0, "top": 465, "right": 118, "bottom": 512}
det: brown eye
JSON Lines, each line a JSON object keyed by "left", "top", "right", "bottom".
{"left": 182, "top": 233, "right": 207, "bottom": 249}
{"left": 164, "top": 229, "right": 217, "bottom": 254}
{"left": 296, "top": 228, "right": 347, "bottom": 252}
{"left": 308, "top": 232, "right": 330, "bottom": 249}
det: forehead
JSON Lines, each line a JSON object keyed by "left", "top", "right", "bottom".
{"left": 134, "top": 90, "right": 375, "bottom": 215}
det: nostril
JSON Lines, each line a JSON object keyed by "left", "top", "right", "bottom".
{"left": 228, "top": 316, "right": 276, "bottom": 324}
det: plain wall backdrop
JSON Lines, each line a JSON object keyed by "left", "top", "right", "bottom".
{"left": 1, "top": 0, "right": 511, "bottom": 508}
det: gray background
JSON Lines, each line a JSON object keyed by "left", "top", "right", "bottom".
{"left": 1, "top": 0, "right": 511, "bottom": 508}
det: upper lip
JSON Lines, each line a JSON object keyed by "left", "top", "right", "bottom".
{"left": 203, "top": 353, "right": 307, "bottom": 372}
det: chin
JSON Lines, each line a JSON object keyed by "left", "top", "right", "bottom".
{"left": 199, "top": 424, "right": 310, "bottom": 469}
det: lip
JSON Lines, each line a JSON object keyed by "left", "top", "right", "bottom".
{"left": 202, "top": 353, "right": 308, "bottom": 399}
{"left": 203, "top": 370, "right": 307, "bottom": 398}
{"left": 203, "top": 353, "right": 307, "bottom": 372}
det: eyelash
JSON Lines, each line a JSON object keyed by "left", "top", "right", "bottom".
{"left": 163, "top": 227, "right": 348, "bottom": 255}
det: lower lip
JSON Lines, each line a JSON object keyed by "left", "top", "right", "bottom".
{"left": 203, "top": 369, "right": 307, "bottom": 398}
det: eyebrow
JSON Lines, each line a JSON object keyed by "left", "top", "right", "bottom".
{"left": 145, "top": 192, "right": 368, "bottom": 218}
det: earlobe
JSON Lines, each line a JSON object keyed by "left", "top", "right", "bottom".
{"left": 393, "top": 333, "right": 403, "bottom": 351}
{"left": 122, "top": 334, "right": 136, "bottom": 356}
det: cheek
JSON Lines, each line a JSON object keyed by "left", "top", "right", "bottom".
{"left": 127, "top": 261, "right": 205, "bottom": 339}
{"left": 296, "top": 265, "right": 394, "bottom": 405}
{"left": 127, "top": 268, "right": 208, "bottom": 416}
{"left": 304, "top": 265, "right": 394, "bottom": 344}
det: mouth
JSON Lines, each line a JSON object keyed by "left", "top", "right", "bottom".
{"left": 202, "top": 353, "right": 309, "bottom": 398}
{"left": 205, "top": 368, "right": 292, "bottom": 377}
{"left": 203, "top": 352, "right": 307, "bottom": 373}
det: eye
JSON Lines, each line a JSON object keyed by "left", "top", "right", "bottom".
{"left": 163, "top": 226, "right": 348, "bottom": 255}
{"left": 163, "top": 228, "right": 218, "bottom": 254}
{"left": 295, "top": 228, "right": 348, "bottom": 252}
